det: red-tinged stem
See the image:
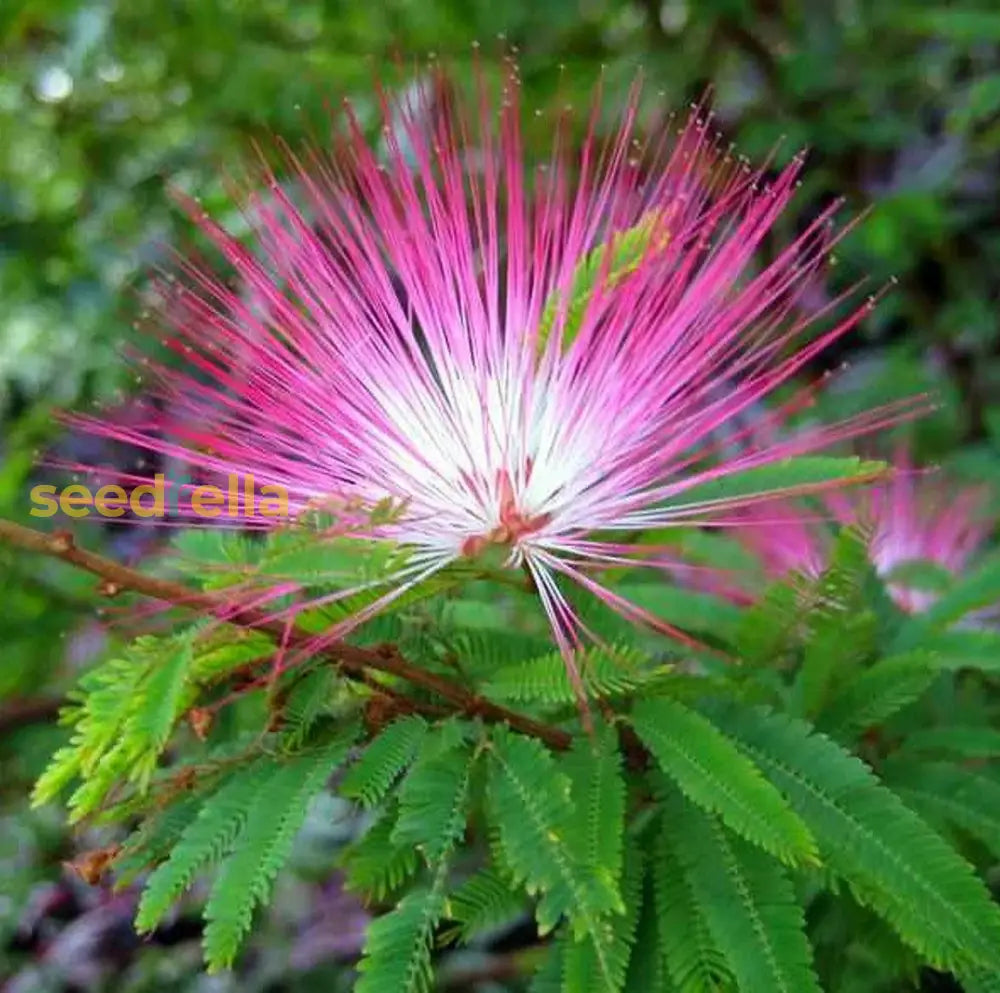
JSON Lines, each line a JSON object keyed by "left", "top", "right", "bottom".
{"left": 0, "top": 519, "right": 571, "bottom": 750}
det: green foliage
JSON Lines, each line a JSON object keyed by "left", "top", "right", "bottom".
{"left": 135, "top": 726, "right": 358, "bottom": 962}
{"left": 631, "top": 698, "right": 817, "bottom": 867}
{"left": 486, "top": 726, "right": 623, "bottom": 990}
{"left": 817, "top": 651, "right": 938, "bottom": 740}
{"left": 340, "top": 715, "right": 428, "bottom": 808}
{"left": 23, "top": 511, "right": 1000, "bottom": 986}
{"left": 707, "top": 702, "right": 1000, "bottom": 974}
{"left": 614, "top": 584, "right": 745, "bottom": 642}
{"left": 561, "top": 838, "right": 645, "bottom": 993}
{"left": 884, "top": 760, "right": 1000, "bottom": 860}
{"left": 339, "top": 805, "right": 419, "bottom": 902}
{"left": 134, "top": 756, "right": 279, "bottom": 933}
{"left": 899, "top": 724, "right": 1000, "bottom": 760}
{"left": 442, "top": 869, "right": 526, "bottom": 944}
{"left": 791, "top": 527, "right": 880, "bottom": 718}
{"left": 660, "top": 459, "right": 887, "bottom": 519}
{"left": 32, "top": 632, "right": 198, "bottom": 819}
{"left": 201, "top": 732, "right": 357, "bottom": 970}
{"left": 537, "top": 210, "right": 671, "bottom": 357}
{"left": 483, "top": 645, "right": 662, "bottom": 706}
{"left": 665, "top": 793, "right": 822, "bottom": 993}
{"left": 355, "top": 737, "right": 477, "bottom": 993}
{"left": 654, "top": 814, "right": 735, "bottom": 993}
{"left": 560, "top": 724, "right": 625, "bottom": 886}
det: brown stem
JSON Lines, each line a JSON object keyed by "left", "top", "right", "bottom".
{"left": 0, "top": 520, "right": 571, "bottom": 750}
{"left": 0, "top": 695, "right": 64, "bottom": 734}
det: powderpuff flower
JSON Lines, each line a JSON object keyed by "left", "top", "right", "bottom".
{"left": 734, "top": 454, "right": 993, "bottom": 613}
{"left": 64, "top": 69, "right": 920, "bottom": 676}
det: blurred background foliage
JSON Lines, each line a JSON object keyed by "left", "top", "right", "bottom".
{"left": 1, "top": 0, "right": 999, "bottom": 989}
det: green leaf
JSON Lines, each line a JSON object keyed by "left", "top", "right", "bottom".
{"left": 916, "top": 553, "right": 1000, "bottom": 629}
{"left": 139, "top": 634, "right": 195, "bottom": 754}
{"left": 885, "top": 761, "right": 1000, "bottom": 860}
{"left": 355, "top": 885, "right": 446, "bottom": 993}
{"left": 135, "top": 756, "right": 276, "bottom": 933}
{"left": 483, "top": 645, "right": 660, "bottom": 706}
{"left": 190, "top": 629, "right": 274, "bottom": 682}
{"left": 893, "top": 627, "right": 1000, "bottom": 671}
{"left": 202, "top": 730, "right": 358, "bottom": 970}
{"left": 707, "top": 702, "right": 1000, "bottom": 973}
{"left": 113, "top": 792, "right": 206, "bottom": 887}
{"left": 356, "top": 739, "right": 475, "bottom": 993}
{"left": 659, "top": 458, "right": 886, "bottom": 519}
{"left": 817, "top": 651, "right": 937, "bottom": 739}
{"left": 392, "top": 737, "right": 477, "bottom": 865}
{"left": 623, "top": 858, "right": 670, "bottom": 993}
{"left": 442, "top": 869, "right": 525, "bottom": 945}
{"left": 279, "top": 667, "right": 336, "bottom": 749}
{"left": 339, "top": 805, "right": 419, "bottom": 901}
{"left": 654, "top": 814, "right": 734, "bottom": 993}
{"left": 33, "top": 632, "right": 201, "bottom": 818}
{"left": 962, "top": 967, "right": 1000, "bottom": 993}
{"left": 562, "top": 838, "right": 645, "bottom": 993}
{"left": 792, "top": 527, "right": 879, "bottom": 717}
{"left": 614, "top": 584, "right": 744, "bottom": 642}
{"left": 340, "top": 715, "right": 428, "bottom": 808}
{"left": 909, "top": 8, "right": 1000, "bottom": 42}
{"left": 665, "top": 794, "right": 821, "bottom": 993}
{"left": 538, "top": 210, "right": 671, "bottom": 357}
{"left": 560, "top": 722, "right": 626, "bottom": 885}
{"left": 530, "top": 942, "right": 566, "bottom": 993}
{"left": 486, "top": 726, "right": 620, "bottom": 973}
{"left": 899, "top": 725, "right": 1000, "bottom": 760}
{"left": 630, "top": 698, "right": 817, "bottom": 867}
{"left": 734, "top": 581, "right": 804, "bottom": 669}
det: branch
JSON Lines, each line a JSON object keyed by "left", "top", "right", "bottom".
{"left": 0, "top": 520, "right": 571, "bottom": 750}
{"left": 0, "top": 695, "right": 63, "bottom": 734}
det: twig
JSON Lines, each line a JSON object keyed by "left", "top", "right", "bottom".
{"left": 0, "top": 519, "right": 571, "bottom": 750}
{"left": 0, "top": 695, "right": 64, "bottom": 734}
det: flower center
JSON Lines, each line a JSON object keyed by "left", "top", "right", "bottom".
{"left": 460, "top": 470, "right": 551, "bottom": 558}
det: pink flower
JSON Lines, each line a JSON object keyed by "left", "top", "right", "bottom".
{"left": 64, "top": 71, "right": 920, "bottom": 676}
{"left": 734, "top": 454, "right": 993, "bottom": 612}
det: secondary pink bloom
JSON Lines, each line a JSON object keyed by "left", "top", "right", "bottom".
{"left": 63, "top": 71, "right": 919, "bottom": 673}
{"left": 735, "top": 456, "right": 993, "bottom": 612}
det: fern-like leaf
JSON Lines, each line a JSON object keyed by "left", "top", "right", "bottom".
{"left": 885, "top": 760, "right": 1000, "bottom": 860}
{"left": 355, "top": 738, "right": 476, "bottom": 993}
{"left": 34, "top": 633, "right": 198, "bottom": 818}
{"left": 898, "top": 725, "right": 1000, "bottom": 760}
{"left": 665, "top": 793, "right": 822, "bottom": 993}
{"left": 487, "top": 726, "right": 621, "bottom": 988}
{"left": 817, "top": 651, "right": 937, "bottom": 739}
{"left": 623, "top": 858, "right": 671, "bottom": 992}
{"left": 654, "top": 813, "right": 735, "bottom": 993}
{"left": 279, "top": 667, "right": 336, "bottom": 749}
{"left": 483, "top": 646, "right": 660, "bottom": 706}
{"left": 355, "top": 885, "right": 445, "bottom": 993}
{"left": 562, "top": 837, "right": 645, "bottom": 993}
{"left": 392, "top": 737, "right": 477, "bottom": 866}
{"left": 113, "top": 792, "right": 206, "bottom": 887}
{"left": 614, "top": 584, "right": 744, "bottom": 642}
{"left": 339, "top": 805, "right": 419, "bottom": 901}
{"left": 560, "top": 722, "right": 625, "bottom": 885}
{"left": 537, "top": 209, "right": 670, "bottom": 356}
{"left": 135, "top": 756, "right": 276, "bottom": 933}
{"left": 630, "top": 698, "right": 817, "bottom": 867}
{"left": 340, "top": 715, "right": 428, "bottom": 808}
{"left": 202, "top": 730, "right": 358, "bottom": 970}
{"left": 707, "top": 701, "right": 1000, "bottom": 973}
{"left": 442, "top": 869, "right": 526, "bottom": 945}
